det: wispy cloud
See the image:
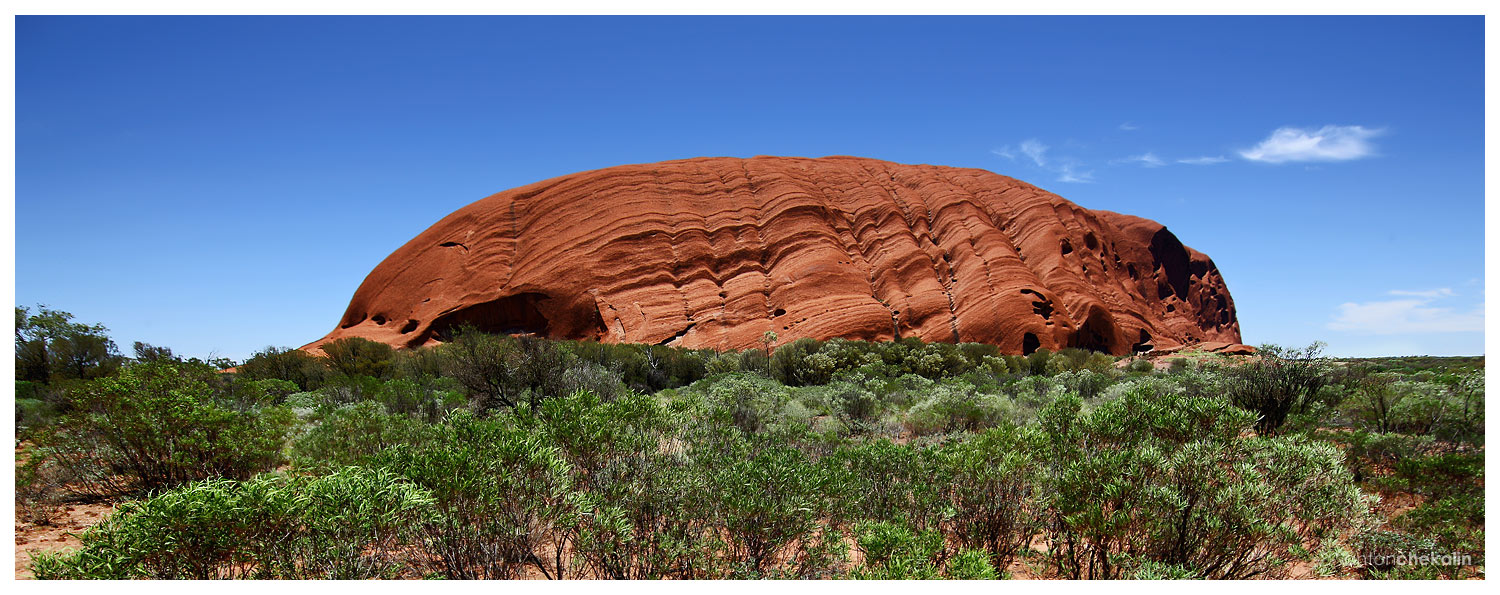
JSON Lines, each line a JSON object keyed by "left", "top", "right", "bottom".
{"left": 1240, "top": 125, "right": 1383, "bottom": 163}
{"left": 1019, "top": 139, "right": 1049, "bottom": 167}
{"left": 1118, "top": 122, "right": 1139, "bottom": 131}
{"left": 1177, "top": 155, "right": 1229, "bottom": 165}
{"left": 1057, "top": 162, "right": 1094, "bottom": 183}
{"left": 1327, "top": 288, "right": 1482, "bottom": 334}
{"left": 991, "top": 138, "right": 1093, "bottom": 183}
{"left": 1112, "top": 152, "right": 1165, "bottom": 168}
{"left": 1389, "top": 288, "right": 1456, "bottom": 299}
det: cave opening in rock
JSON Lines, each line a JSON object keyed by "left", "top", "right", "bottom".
{"left": 1070, "top": 310, "right": 1121, "bottom": 354}
{"left": 424, "top": 292, "right": 554, "bottom": 342}
{"left": 1131, "top": 329, "right": 1154, "bottom": 353}
{"left": 1022, "top": 332, "right": 1040, "bottom": 355}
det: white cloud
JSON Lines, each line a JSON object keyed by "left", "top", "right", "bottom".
{"left": 1113, "top": 152, "right": 1165, "bottom": 168}
{"left": 1327, "top": 288, "right": 1482, "bottom": 334}
{"left": 1240, "top": 125, "right": 1383, "bottom": 163}
{"left": 1019, "top": 139, "right": 1049, "bottom": 167}
{"left": 1119, "top": 122, "right": 1139, "bottom": 131}
{"left": 1389, "top": 288, "right": 1455, "bottom": 298}
{"left": 990, "top": 138, "right": 1091, "bottom": 183}
{"left": 1177, "top": 155, "right": 1229, "bottom": 165}
{"left": 1057, "top": 162, "right": 1094, "bottom": 183}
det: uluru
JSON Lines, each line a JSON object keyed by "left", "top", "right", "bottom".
{"left": 307, "top": 156, "right": 1243, "bottom": 356}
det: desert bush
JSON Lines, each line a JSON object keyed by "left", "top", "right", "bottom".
{"left": 851, "top": 521, "right": 945, "bottom": 579}
{"left": 902, "top": 341, "right": 975, "bottom": 379}
{"left": 370, "top": 376, "right": 465, "bottom": 421}
{"left": 574, "top": 450, "right": 720, "bottom": 579}
{"left": 30, "top": 467, "right": 436, "bottom": 579}
{"left": 1344, "top": 372, "right": 1484, "bottom": 444}
{"left": 235, "top": 345, "right": 330, "bottom": 390}
{"left": 1353, "top": 529, "right": 1460, "bottom": 579}
{"left": 16, "top": 444, "right": 61, "bottom": 526}
{"left": 1051, "top": 347, "right": 1116, "bottom": 374}
{"left": 850, "top": 521, "right": 998, "bottom": 579}
{"left": 373, "top": 410, "right": 582, "bottom": 579}
{"left": 30, "top": 359, "right": 295, "bottom": 497}
{"left": 15, "top": 305, "right": 124, "bottom": 385}
{"left": 556, "top": 360, "right": 628, "bottom": 401}
{"left": 699, "top": 372, "right": 799, "bottom": 436}
{"left": 904, "top": 381, "right": 1014, "bottom": 435}
{"left": 318, "top": 337, "right": 396, "bottom": 379}
{"left": 1224, "top": 342, "right": 1330, "bottom": 435}
{"left": 770, "top": 337, "right": 827, "bottom": 386}
{"left": 821, "top": 439, "right": 947, "bottom": 531}
{"left": 1389, "top": 492, "right": 1484, "bottom": 576}
{"left": 939, "top": 424, "right": 1042, "bottom": 570}
{"left": 817, "top": 380, "right": 882, "bottom": 434}
{"left": 436, "top": 327, "right": 576, "bottom": 411}
{"left": 1052, "top": 369, "right": 1113, "bottom": 399}
{"left": 945, "top": 549, "right": 1001, "bottom": 579}
{"left": 1380, "top": 451, "right": 1483, "bottom": 501}
{"left": 1126, "top": 357, "right": 1154, "bottom": 374}
{"left": 516, "top": 390, "right": 669, "bottom": 483}
{"left": 1036, "top": 382, "right": 1370, "bottom": 579}
{"left": 315, "top": 373, "right": 387, "bottom": 406}
{"left": 291, "top": 401, "right": 433, "bottom": 473}
{"left": 702, "top": 444, "right": 840, "bottom": 577}
{"left": 1334, "top": 430, "right": 1434, "bottom": 483}
{"left": 569, "top": 341, "right": 709, "bottom": 392}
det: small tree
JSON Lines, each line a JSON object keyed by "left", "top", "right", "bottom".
{"left": 1225, "top": 342, "right": 1329, "bottom": 435}
{"left": 31, "top": 359, "right": 295, "bottom": 497}
{"left": 15, "top": 305, "right": 123, "bottom": 384}
{"left": 319, "top": 337, "right": 395, "bottom": 379}
{"left": 761, "top": 330, "right": 778, "bottom": 356}
{"left": 237, "top": 346, "right": 330, "bottom": 390}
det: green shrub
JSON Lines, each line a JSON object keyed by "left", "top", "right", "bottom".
{"left": 852, "top": 521, "right": 944, "bottom": 579}
{"left": 236, "top": 346, "right": 329, "bottom": 390}
{"left": 1225, "top": 342, "right": 1329, "bottom": 435}
{"left": 291, "top": 401, "right": 432, "bottom": 473}
{"left": 822, "top": 439, "right": 947, "bottom": 531}
{"left": 373, "top": 411, "right": 582, "bottom": 579}
{"left": 849, "top": 521, "right": 999, "bottom": 579}
{"left": 1390, "top": 492, "right": 1484, "bottom": 575}
{"left": 1334, "top": 430, "right": 1434, "bottom": 484}
{"left": 30, "top": 468, "right": 436, "bottom": 579}
{"left": 31, "top": 359, "right": 295, "bottom": 497}
{"left": 575, "top": 450, "right": 719, "bottom": 579}
{"left": 704, "top": 444, "right": 838, "bottom": 577}
{"left": 516, "top": 390, "right": 669, "bottom": 482}
{"left": 1036, "top": 382, "right": 1370, "bottom": 579}
{"left": 435, "top": 327, "right": 575, "bottom": 411}
{"left": 1382, "top": 451, "right": 1483, "bottom": 500}
{"left": 699, "top": 372, "right": 799, "bottom": 436}
{"left": 939, "top": 424, "right": 1041, "bottom": 570}
{"left": 945, "top": 549, "right": 1000, "bottom": 579}
{"left": 904, "top": 381, "right": 1014, "bottom": 435}
{"left": 318, "top": 337, "right": 396, "bottom": 379}
{"left": 771, "top": 337, "right": 827, "bottom": 386}
{"left": 373, "top": 376, "right": 465, "bottom": 421}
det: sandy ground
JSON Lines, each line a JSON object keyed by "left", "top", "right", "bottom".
{"left": 15, "top": 502, "right": 115, "bottom": 579}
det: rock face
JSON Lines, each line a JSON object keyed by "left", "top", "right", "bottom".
{"left": 307, "top": 156, "right": 1243, "bottom": 355}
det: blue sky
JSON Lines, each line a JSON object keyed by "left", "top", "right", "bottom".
{"left": 15, "top": 16, "right": 1485, "bottom": 360}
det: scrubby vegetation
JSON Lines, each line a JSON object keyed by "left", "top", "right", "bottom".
{"left": 15, "top": 306, "right": 1484, "bottom": 579}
